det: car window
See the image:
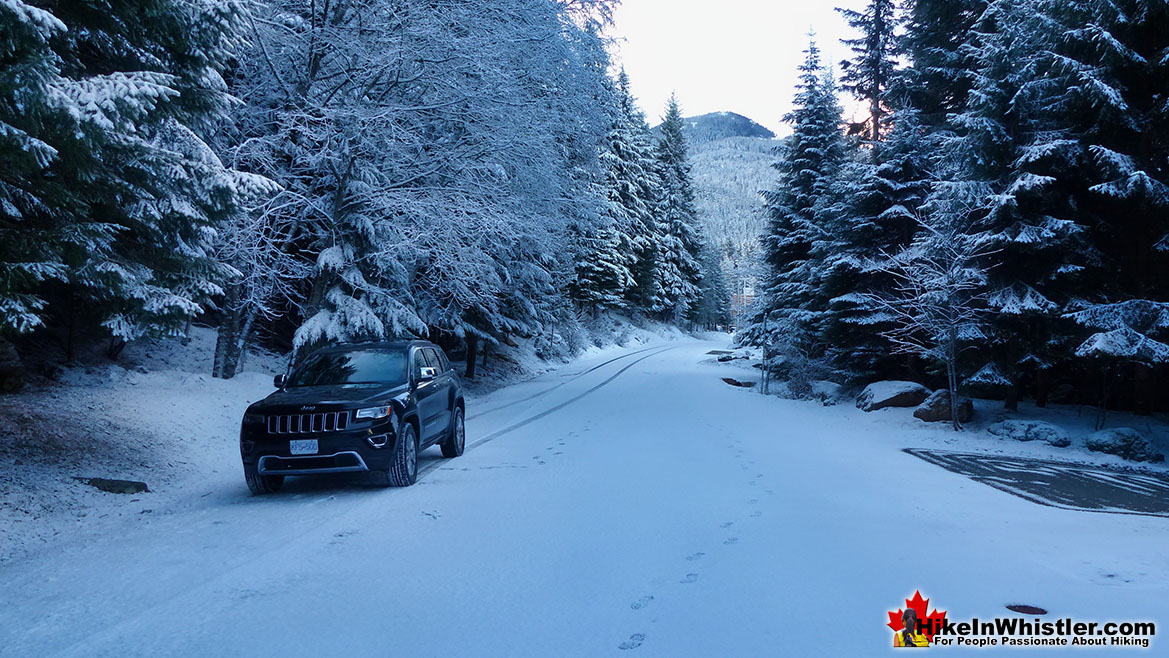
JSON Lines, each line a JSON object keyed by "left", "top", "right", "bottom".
{"left": 288, "top": 349, "right": 408, "bottom": 387}
{"left": 436, "top": 349, "right": 450, "bottom": 372}
{"left": 423, "top": 348, "right": 440, "bottom": 369}
{"left": 412, "top": 349, "right": 427, "bottom": 377}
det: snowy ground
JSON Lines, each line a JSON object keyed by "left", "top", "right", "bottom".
{"left": 2, "top": 338, "right": 1167, "bottom": 655}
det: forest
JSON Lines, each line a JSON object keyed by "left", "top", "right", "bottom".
{"left": 0, "top": 0, "right": 726, "bottom": 381}
{"left": 744, "top": 0, "right": 1169, "bottom": 416}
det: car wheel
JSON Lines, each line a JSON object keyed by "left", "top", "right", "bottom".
{"left": 244, "top": 464, "right": 284, "bottom": 495}
{"left": 440, "top": 406, "right": 465, "bottom": 458}
{"left": 374, "top": 422, "right": 418, "bottom": 487}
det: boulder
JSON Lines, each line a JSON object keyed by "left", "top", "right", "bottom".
{"left": 987, "top": 420, "right": 1070, "bottom": 447}
{"left": 74, "top": 477, "right": 150, "bottom": 494}
{"left": 913, "top": 389, "right": 974, "bottom": 423}
{"left": 1086, "top": 428, "right": 1165, "bottom": 463}
{"left": 721, "top": 377, "right": 755, "bottom": 388}
{"left": 856, "top": 381, "right": 931, "bottom": 412}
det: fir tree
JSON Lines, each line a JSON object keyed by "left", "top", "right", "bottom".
{"left": 615, "top": 70, "right": 666, "bottom": 314}
{"left": 748, "top": 38, "right": 845, "bottom": 360}
{"left": 0, "top": 0, "right": 256, "bottom": 348}
{"left": 655, "top": 94, "right": 705, "bottom": 324}
{"left": 837, "top": 0, "right": 900, "bottom": 141}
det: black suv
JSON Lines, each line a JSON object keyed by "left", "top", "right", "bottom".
{"left": 239, "top": 341, "right": 465, "bottom": 494}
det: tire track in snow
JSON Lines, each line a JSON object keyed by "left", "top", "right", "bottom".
{"left": 465, "top": 343, "right": 666, "bottom": 421}
{"left": 419, "top": 345, "right": 679, "bottom": 480}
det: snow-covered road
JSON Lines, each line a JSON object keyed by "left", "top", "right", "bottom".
{"left": 2, "top": 339, "right": 1166, "bottom": 656}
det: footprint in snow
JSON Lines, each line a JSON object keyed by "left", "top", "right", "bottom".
{"left": 680, "top": 573, "right": 699, "bottom": 584}
{"left": 755, "top": 474, "right": 764, "bottom": 479}
{"left": 720, "top": 521, "right": 734, "bottom": 528}
{"left": 630, "top": 595, "right": 654, "bottom": 610}
{"left": 748, "top": 499, "right": 759, "bottom": 505}
{"left": 749, "top": 511, "right": 762, "bottom": 518}
{"left": 553, "top": 451, "right": 563, "bottom": 456}
{"left": 618, "top": 634, "right": 646, "bottom": 651}
{"left": 686, "top": 552, "right": 705, "bottom": 561}
{"left": 724, "top": 537, "right": 739, "bottom": 545}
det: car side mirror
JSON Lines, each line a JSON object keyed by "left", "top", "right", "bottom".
{"left": 273, "top": 374, "right": 286, "bottom": 388}
{"left": 418, "top": 366, "right": 437, "bottom": 381}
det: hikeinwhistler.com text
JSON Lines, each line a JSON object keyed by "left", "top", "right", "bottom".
{"left": 921, "top": 617, "right": 1155, "bottom": 648}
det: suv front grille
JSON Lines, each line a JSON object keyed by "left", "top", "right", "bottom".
{"left": 267, "top": 411, "right": 350, "bottom": 434}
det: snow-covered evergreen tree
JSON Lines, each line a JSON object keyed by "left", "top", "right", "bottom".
{"left": 745, "top": 38, "right": 845, "bottom": 360}
{"left": 1044, "top": 0, "right": 1169, "bottom": 410}
{"left": 837, "top": 0, "right": 900, "bottom": 141}
{"left": 654, "top": 94, "right": 705, "bottom": 324}
{"left": 225, "top": 0, "right": 613, "bottom": 357}
{"left": 940, "top": 0, "right": 1089, "bottom": 408}
{"left": 0, "top": 0, "right": 256, "bottom": 350}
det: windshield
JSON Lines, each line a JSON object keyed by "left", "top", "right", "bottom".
{"left": 287, "top": 349, "right": 409, "bottom": 387}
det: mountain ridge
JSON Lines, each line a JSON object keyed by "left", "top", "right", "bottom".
{"left": 653, "top": 111, "right": 776, "bottom": 144}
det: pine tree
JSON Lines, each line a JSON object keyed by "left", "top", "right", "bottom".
{"left": 0, "top": 0, "right": 255, "bottom": 349}
{"left": 615, "top": 70, "right": 666, "bottom": 314}
{"left": 747, "top": 38, "right": 846, "bottom": 360}
{"left": 920, "top": 0, "right": 1083, "bottom": 407}
{"left": 693, "top": 240, "right": 732, "bottom": 329}
{"left": 837, "top": 0, "right": 900, "bottom": 141}
{"left": 1043, "top": 0, "right": 1169, "bottom": 411}
{"left": 655, "top": 94, "right": 705, "bottom": 324}
{"left": 816, "top": 110, "right": 931, "bottom": 381}
{"left": 898, "top": 0, "right": 988, "bottom": 126}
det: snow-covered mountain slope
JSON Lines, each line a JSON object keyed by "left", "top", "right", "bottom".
{"left": 680, "top": 114, "right": 779, "bottom": 296}
{"left": 654, "top": 111, "right": 776, "bottom": 144}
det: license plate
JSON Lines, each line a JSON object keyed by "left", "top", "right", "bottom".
{"left": 290, "top": 439, "right": 318, "bottom": 455}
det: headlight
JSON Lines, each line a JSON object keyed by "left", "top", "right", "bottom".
{"left": 355, "top": 406, "right": 391, "bottom": 420}
{"left": 242, "top": 412, "right": 265, "bottom": 425}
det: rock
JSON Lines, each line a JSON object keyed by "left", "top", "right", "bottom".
{"left": 913, "top": 389, "right": 974, "bottom": 423}
{"left": 1085, "top": 428, "right": 1165, "bottom": 463}
{"left": 717, "top": 355, "right": 734, "bottom": 363}
{"left": 987, "top": 420, "right": 1071, "bottom": 447}
{"left": 74, "top": 477, "right": 150, "bottom": 494}
{"left": 856, "top": 381, "right": 931, "bottom": 412}
{"left": 722, "top": 377, "right": 756, "bottom": 388}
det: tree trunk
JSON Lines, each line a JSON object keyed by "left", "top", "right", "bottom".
{"left": 1004, "top": 383, "right": 1019, "bottom": 411}
{"left": 213, "top": 284, "right": 240, "bottom": 378}
{"left": 1035, "top": 369, "right": 1049, "bottom": 408}
{"left": 1133, "top": 362, "right": 1153, "bottom": 416}
{"left": 106, "top": 337, "right": 126, "bottom": 360}
{"left": 464, "top": 333, "right": 479, "bottom": 379}
{"left": 947, "top": 330, "right": 962, "bottom": 431}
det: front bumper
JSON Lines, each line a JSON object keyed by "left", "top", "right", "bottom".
{"left": 257, "top": 451, "right": 370, "bottom": 475}
{"left": 240, "top": 417, "right": 399, "bottom": 475}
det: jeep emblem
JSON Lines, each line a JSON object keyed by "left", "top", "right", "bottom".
{"left": 300, "top": 405, "right": 316, "bottom": 411}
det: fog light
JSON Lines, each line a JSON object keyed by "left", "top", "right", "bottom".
{"left": 367, "top": 434, "right": 389, "bottom": 448}
{"left": 241, "top": 440, "right": 256, "bottom": 454}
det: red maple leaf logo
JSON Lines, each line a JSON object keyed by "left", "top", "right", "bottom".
{"left": 887, "top": 590, "right": 947, "bottom": 641}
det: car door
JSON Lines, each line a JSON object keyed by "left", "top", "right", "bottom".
{"left": 412, "top": 347, "right": 442, "bottom": 442}
{"left": 422, "top": 347, "right": 453, "bottom": 435}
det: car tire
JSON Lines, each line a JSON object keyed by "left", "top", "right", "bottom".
{"left": 244, "top": 464, "right": 284, "bottom": 495}
{"left": 440, "top": 406, "right": 465, "bottom": 458}
{"left": 373, "top": 422, "right": 418, "bottom": 487}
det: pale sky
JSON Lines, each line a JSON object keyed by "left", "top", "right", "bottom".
{"left": 609, "top": 0, "right": 870, "bottom": 136}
